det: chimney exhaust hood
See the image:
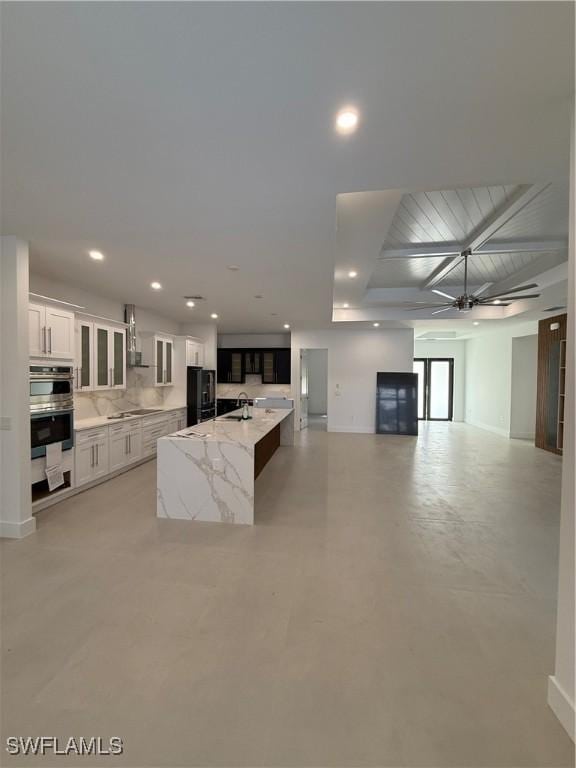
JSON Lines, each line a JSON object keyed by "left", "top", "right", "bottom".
{"left": 124, "top": 304, "right": 150, "bottom": 367}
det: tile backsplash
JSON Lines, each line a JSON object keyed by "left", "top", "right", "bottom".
{"left": 217, "top": 374, "right": 291, "bottom": 400}
{"left": 73, "top": 369, "right": 169, "bottom": 420}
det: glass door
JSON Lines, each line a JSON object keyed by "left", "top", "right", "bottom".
{"left": 413, "top": 358, "right": 454, "bottom": 421}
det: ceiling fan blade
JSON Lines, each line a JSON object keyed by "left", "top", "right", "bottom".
{"left": 483, "top": 283, "right": 539, "bottom": 299}
{"left": 404, "top": 304, "right": 454, "bottom": 311}
{"left": 479, "top": 294, "right": 540, "bottom": 302}
{"left": 431, "top": 306, "right": 455, "bottom": 315}
{"left": 477, "top": 301, "right": 512, "bottom": 307}
{"left": 431, "top": 289, "right": 458, "bottom": 301}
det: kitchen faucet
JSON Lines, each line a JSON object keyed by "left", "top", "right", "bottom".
{"left": 236, "top": 391, "right": 251, "bottom": 420}
{"left": 236, "top": 391, "right": 249, "bottom": 407}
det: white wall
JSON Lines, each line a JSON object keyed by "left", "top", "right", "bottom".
{"left": 549, "top": 108, "right": 575, "bottom": 741}
{"left": 0, "top": 238, "right": 35, "bottom": 537}
{"left": 414, "top": 340, "right": 466, "bottom": 422}
{"left": 29, "top": 273, "right": 179, "bottom": 338}
{"left": 218, "top": 333, "right": 290, "bottom": 348}
{"left": 291, "top": 329, "right": 414, "bottom": 433}
{"left": 307, "top": 349, "right": 328, "bottom": 414}
{"left": 464, "top": 322, "right": 537, "bottom": 437}
{"left": 510, "top": 335, "right": 538, "bottom": 440}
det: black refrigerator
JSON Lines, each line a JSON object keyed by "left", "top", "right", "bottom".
{"left": 187, "top": 368, "right": 216, "bottom": 426}
{"left": 375, "top": 372, "right": 418, "bottom": 435}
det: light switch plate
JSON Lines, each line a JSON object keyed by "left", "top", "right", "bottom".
{"left": 211, "top": 458, "right": 223, "bottom": 471}
{"left": 0, "top": 417, "right": 12, "bottom": 431}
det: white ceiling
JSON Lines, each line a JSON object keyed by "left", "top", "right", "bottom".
{"left": 1, "top": 2, "right": 573, "bottom": 332}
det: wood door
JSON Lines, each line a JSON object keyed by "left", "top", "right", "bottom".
{"left": 535, "top": 313, "right": 567, "bottom": 454}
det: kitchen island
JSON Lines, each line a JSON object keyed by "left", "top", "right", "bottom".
{"left": 156, "top": 408, "right": 294, "bottom": 525}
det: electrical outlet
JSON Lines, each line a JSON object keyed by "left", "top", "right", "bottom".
{"left": 211, "top": 458, "right": 223, "bottom": 471}
{"left": 0, "top": 417, "right": 12, "bottom": 431}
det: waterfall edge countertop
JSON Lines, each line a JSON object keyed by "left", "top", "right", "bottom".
{"left": 157, "top": 407, "right": 294, "bottom": 525}
{"left": 170, "top": 407, "right": 293, "bottom": 446}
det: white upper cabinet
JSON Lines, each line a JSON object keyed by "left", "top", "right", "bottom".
{"left": 75, "top": 316, "right": 127, "bottom": 392}
{"left": 29, "top": 301, "right": 74, "bottom": 359}
{"left": 186, "top": 338, "right": 205, "bottom": 367}
{"left": 142, "top": 334, "right": 175, "bottom": 387}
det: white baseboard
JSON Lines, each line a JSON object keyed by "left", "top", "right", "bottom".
{"left": 510, "top": 431, "right": 536, "bottom": 441}
{"left": 465, "top": 419, "right": 510, "bottom": 438}
{"left": 548, "top": 676, "right": 575, "bottom": 741}
{"left": 327, "top": 425, "right": 374, "bottom": 434}
{"left": 0, "top": 516, "right": 37, "bottom": 539}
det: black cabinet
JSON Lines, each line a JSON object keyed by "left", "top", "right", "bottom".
{"left": 217, "top": 349, "right": 244, "bottom": 383}
{"left": 217, "top": 348, "right": 290, "bottom": 385}
{"left": 275, "top": 349, "right": 291, "bottom": 384}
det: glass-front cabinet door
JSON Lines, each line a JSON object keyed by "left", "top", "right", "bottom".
{"left": 156, "top": 339, "right": 164, "bottom": 385}
{"left": 94, "top": 325, "right": 111, "bottom": 389}
{"left": 75, "top": 320, "right": 94, "bottom": 390}
{"left": 165, "top": 341, "right": 173, "bottom": 385}
{"left": 112, "top": 329, "right": 126, "bottom": 388}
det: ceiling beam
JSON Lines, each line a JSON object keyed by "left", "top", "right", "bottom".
{"left": 424, "top": 182, "right": 552, "bottom": 289}
{"left": 379, "top": 237, "right": 566, "bottom": 261}
{"left": 474, "top": 238, "right": 566, "bottom": 255}
{"left": 467, "top": 182, "right": 550, "bottom": 252}
{"left": 379, "top": 243, "right": 461, "bottom": 260}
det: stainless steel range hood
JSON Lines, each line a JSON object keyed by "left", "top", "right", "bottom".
{"left": 124, "top": 304, "right": 150, "bottom": 367}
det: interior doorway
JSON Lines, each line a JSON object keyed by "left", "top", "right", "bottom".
{"left": 413, "top": 357, "right": 454, "bottom": 421}
{"left": 300, "top": 349, "right": 328, "bottom": 431}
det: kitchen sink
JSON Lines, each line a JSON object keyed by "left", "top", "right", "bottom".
{"left": 107, "top": 408, "right": 162, "bottom": 419}
{"left": 127, "top": 408, "right": 163, "bottom": 415}
{"left": 223, "top": 415, "right": 252, "bottom": 421}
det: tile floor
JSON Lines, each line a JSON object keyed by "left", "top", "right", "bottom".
{"left": 1, "top": 423, "right": 573, "bottom": 767}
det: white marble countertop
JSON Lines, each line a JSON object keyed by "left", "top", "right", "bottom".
{"left": 74, "top": 405, "right": 186, "bottom": 432}
{"left": 165, "top": 407, "right": 294, "bottom": 447}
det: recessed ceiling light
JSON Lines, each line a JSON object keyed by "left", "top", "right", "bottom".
{"left": 373, "top": 322, "right": 380, "bottom": 327}
{"left": 89, "top": 250, "right": 104, "bottom": 261}
{"left": 493, "top": 299, "right": 502, "bottom": 304}
{"left": 211, "top": 313, "right": 218, "bottom": 319}
{"left": 150, "top": 281, "right": 162, "bottom": 290}
{"left": 348, "top": 271, "right": 358, "bottom": 278}
{"left": 335, "top": 107, "right": 359, "bottom": 135}
{"left": 283, "top": 323, "right": 290, "bottom": 329}
{"left": 227, "top": 265, "right": 240, "bottom": 271}
{"left": 473, "top": 321, "right": 480, "bottom": 326}
{"left": 186, "top": 300, "right": 195, "bottom": 308}
{"left": 343, "top": 303, "right": 349, "bottom": 308}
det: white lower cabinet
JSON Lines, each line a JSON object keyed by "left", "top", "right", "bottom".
{"left": 109, "top": 422, "right": 142, "bottom": 473}
{"left": 168, "top": 408, "right": 187, "bottom": 434}
{"left": 74, "top": 409, "right": 183, "bottom": 488}
{"left": 75, "top": 428, "right": 109, "bottom": 487}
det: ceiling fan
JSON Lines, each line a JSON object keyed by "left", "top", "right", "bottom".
{"left": 394, "top": 249, "right": 541, "bottom": 315}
